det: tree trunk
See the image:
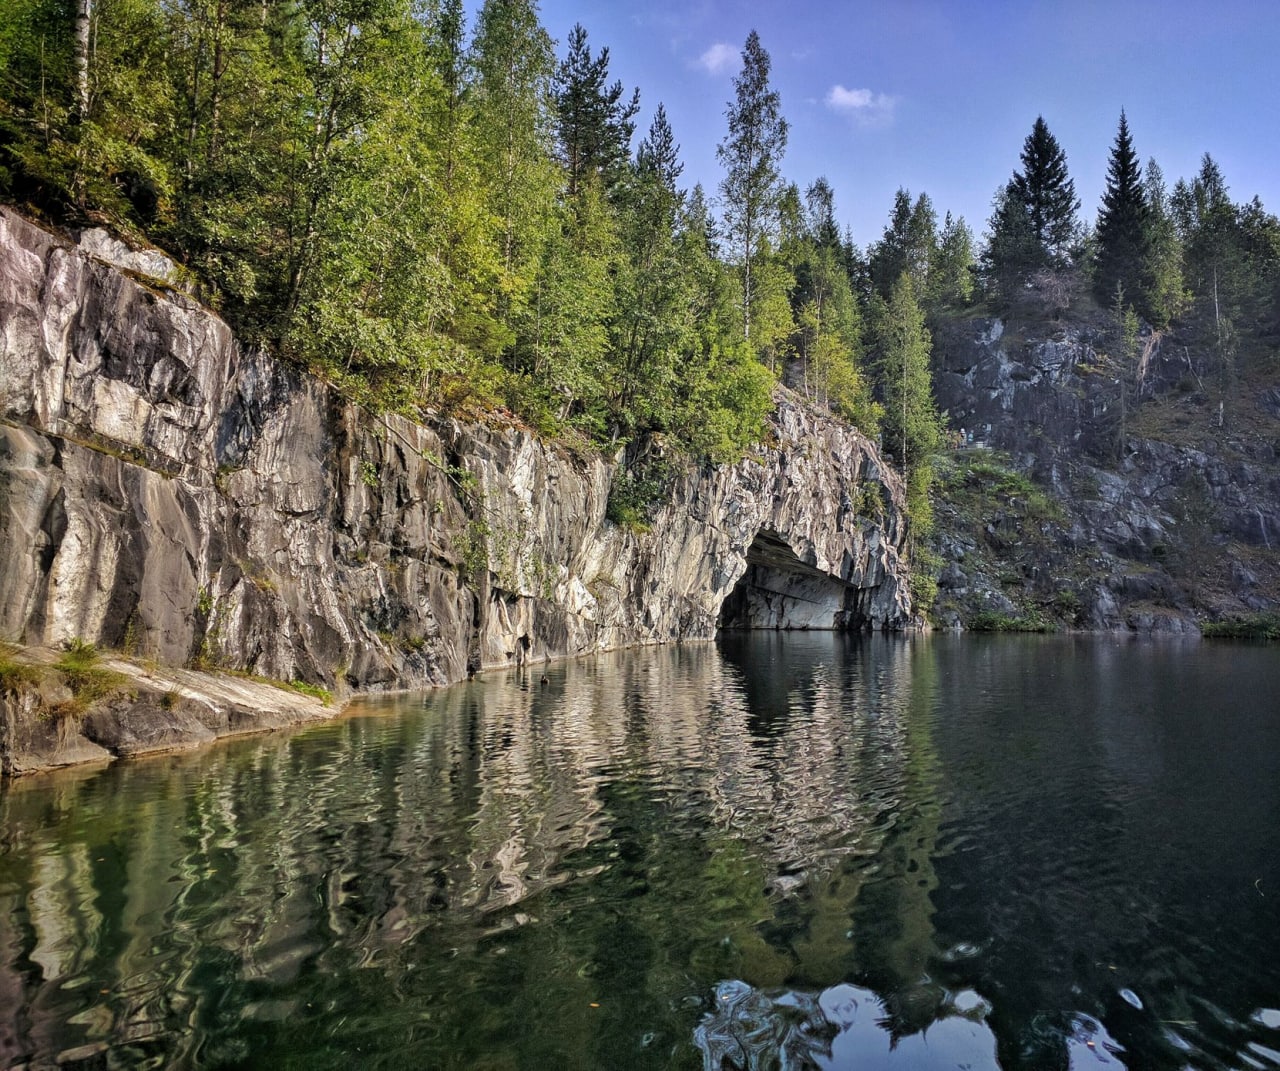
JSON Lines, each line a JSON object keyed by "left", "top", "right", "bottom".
{"left": 74, "top": 0, "right": 93, "bottom": 118}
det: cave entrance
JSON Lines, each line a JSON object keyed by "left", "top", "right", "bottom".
{"left": 717, "top": 529, "right": 868, "bottom": 632}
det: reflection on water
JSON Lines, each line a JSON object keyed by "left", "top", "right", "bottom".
{"left": 1, "top": 634, "right": 1279, "bottom": 1069}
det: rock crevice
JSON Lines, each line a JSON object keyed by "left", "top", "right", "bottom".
{"left": 0, "top": 207, "right": 913, "bottom": 748}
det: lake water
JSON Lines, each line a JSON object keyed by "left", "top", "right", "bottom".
{"left": 2, "top": 634, "right": 1279, "bottom": 1070}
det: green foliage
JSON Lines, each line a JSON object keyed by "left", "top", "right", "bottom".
{"left": 52, "top": 638, "right": 127, "bottom": 718}
{"left": 943, "top": 454, "right": 1063, "bottom": 523}
{"left": 0, "top": 647, "right": 43, "bottom": 695}
{"left": 455, "top": 518, "right": 491, "bottom": 582}
{"left": 869, "top": 188, "right": 935, "bottom": 301}
{"left": 553, "top": 22, "right": 637, "bottom": 196}
{"left": 871, "top": 274, "right": 942, "bottom": 474}
{"left": 982, "top": 117, "right": 1079, "bottom": 302}
{"left": 605, "top": 457, "right": 671, "bottom": 533}
{"left": 287, "top": 679, "right": 334, "bottom": 704}
{"left": 927, "top": 212, "right": 976, "bottom": 311}
{"left": 717, "top": 29, "right": 787, "bottom": 344}
{"left": 1010, "top": 116, "right": 1079, "bottom": 261}
{"left": 1170, "top": 154, "right": 1280, "bottom": 377}
{"left": 1142, "top": 160, "right": 1189, "bottom": 328}
{"left": 1094, "top": 111, "right": 1151, "bottom": 311}
{"left": 968, "top": 610, "right": 1054, "bottom": 633}
{"left": 1201, "top": 613, "right": 1280, "bottom": 641}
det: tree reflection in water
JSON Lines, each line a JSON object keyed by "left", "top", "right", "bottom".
{"left": 2, "top": 634, "right": 1279, "bottom": 1070}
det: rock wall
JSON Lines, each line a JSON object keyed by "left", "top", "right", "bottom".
{"left": 0, "top": 207, "right": 913, "bottom": 708}
{"left": 929, "top": 315, "right": 1280, "bottom": 630}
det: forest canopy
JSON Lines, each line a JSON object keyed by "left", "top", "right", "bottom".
{"left": 2, "top": 0, "right": 1276, "bottom": 474}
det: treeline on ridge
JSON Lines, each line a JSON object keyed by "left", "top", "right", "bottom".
{"left": 1, "top": 0, "right": 1278, "bottom": 484}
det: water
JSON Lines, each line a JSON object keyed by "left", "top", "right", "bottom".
{"left": 2, "top": 634, "right": 1279, "bottom": 1070}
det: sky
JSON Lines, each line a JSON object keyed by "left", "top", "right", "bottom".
{"left": 512, "top": 0, "right": 1280, "bottom": 249}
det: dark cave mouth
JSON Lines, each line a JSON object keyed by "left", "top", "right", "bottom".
{"left": 716, "top": 529, "right": 870, "bottom": 632}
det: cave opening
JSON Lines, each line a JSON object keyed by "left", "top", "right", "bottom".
{"left": 717, "top": 529, "right": 869, "bottom": 632}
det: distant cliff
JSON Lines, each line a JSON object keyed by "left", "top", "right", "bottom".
{"left": 928, "top": 314, "right": 1280, "bottom": 632}
{"left": 0, "top": 208, "right": 914, "bottom": 771}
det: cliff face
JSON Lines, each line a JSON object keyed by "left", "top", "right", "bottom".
{"left": 929, "top": 315, "right": 1280, "bottom": 631}
{"left": 0, "top": 208, "right": 912, "bottom": 717}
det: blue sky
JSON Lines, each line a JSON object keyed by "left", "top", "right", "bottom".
{"left": 519, "top": 0, "right": 1279, "bottom": 249}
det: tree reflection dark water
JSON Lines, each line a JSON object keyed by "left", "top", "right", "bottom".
{"left": 1, "top": 635, "right": 1279, "bottom": 1069}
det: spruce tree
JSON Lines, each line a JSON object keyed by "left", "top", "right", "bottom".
{"left": 981, "top": 181, "right": 1037, "bottom": 302}
{"left": 717, "top": 29, "right": 787, "bottom": 342}
{"left": 1009, "top": 116, "right": 1079, "bottom": 262}
{"left": 869, "top": 189, "right": 936, "bottom": 300}
{"left": 1142, "top": 159, "right": 1188, "bottom": 328}
{"left": 928, "top": 212, "right": 976, "bottom": 310}
{"left": 1094, "top": 110, "right": 1150, "bottom": 309}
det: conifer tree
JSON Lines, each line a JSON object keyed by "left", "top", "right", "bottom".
{"left": 981, "top": 181, "right": 1037, "bottom": 302}
{"left": 608, "top": 104, "right": 689, "bottom": 435}
{"left": 928, "top": 212, "right": 976, "bottom": 310}
{"left": 874, "top": 274, "right": 942, "bottom": 475}
{"left": 717, "top": 29, "right": 787, "bottom": 343}
{"left": 1094, "top": 110, "right": 1150, "bottom": 310}
{"left": 1009, "top": 116, "right": 1079, "bottom": 263}
{"left": 1141, "top": 159, "right": 1187, "bottom": 328}
{"left": 870, "top": 189, "right": 936, "bottom": 299}
{"left": 553, "top": 23, "right": 638, "bottom": 197}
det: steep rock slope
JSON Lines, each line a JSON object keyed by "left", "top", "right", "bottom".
{"left": 0, "top": 208, "right": 913, "bottom": 717}
{"left": 930, "top": 315, "right": 1280, "bottom": 631}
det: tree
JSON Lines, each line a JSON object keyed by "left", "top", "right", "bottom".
{"left": 870, "top": 273, "right": 944, "bottom": 595}
{"left": 981, "top": 181, "right": 1037, "bottom": 302}
{"left": 927, "top": 212, "right": 975, "bottom": 310}
{"left": 1171, "top": 154, "right": 1240, "bottom": 362}
{"left": 869, "top": 188, "right": 935, "bottom": 300}
{"left": 553, "top": 22, "right": 638, "bottom": 197}
{"left": 873, "top": 274, "right": 942, "bottom": 475}
{"left": 0, "top": 0, "right": 174, "bottom": 217}
{"left": 608, "top": 105, "right": 688, "bottom": 437}
{"left": 1094, "top": 110, "right": 1150, "bottom": 310}
{"left": 470, "top": 0, "right": 558, "bottom": 349}
{"left": 1142, "top": 159, "right": 1187, "bottom": 328}
{"left": 636, "top": 102, "right": 681, "bottom": 189}
{"left": 1009, "top": 116, "right": 1079, "bottom": 264}
{"left": 717, "top": 29, "right": 787, "bottom": 343}
{"left": 805, "top": 177, "right": 840, "bottom": 251}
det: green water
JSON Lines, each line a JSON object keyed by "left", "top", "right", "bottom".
{"left": 2, "top": 634, "right": 1279, "bottom": 1069}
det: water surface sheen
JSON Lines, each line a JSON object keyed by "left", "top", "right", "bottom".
{"left": 2, "top": 634, "right": 1279, "bottom": 1069}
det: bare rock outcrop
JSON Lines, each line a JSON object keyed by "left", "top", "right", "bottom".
{"left": 0, "top": 206, "right": 912, "bottom": 771}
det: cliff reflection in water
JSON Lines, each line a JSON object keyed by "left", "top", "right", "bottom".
{"left": 4, "top": 634, "right": 1280, "bottom": 1070}
{"left": 0, "top": 635, "right": 933, "bottom": 1069}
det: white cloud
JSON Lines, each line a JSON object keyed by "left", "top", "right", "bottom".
{"left": 697, "top": 42, "right": 738, "bottom": 75}
{"left": 825, "top": 84, "right": 897, "bottom": 126}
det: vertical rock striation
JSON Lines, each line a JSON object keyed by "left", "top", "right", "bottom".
{"left": 0, "top": 207, "right": 913, "bottom": 704}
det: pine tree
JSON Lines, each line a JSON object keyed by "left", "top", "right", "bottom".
{"left": 717, "top": 29, "right": 787, "bottom": 343}
{"left": 636, "top": 103, "right": 682, "bottom": 189}
{"left": 553, "top": 23, "right": 638, "bottom": 197}
{"left": 1009, "top": 116, "right": 1079, "bottom": 263}
{"left": 1094, "top": 110, "right": 1150, "bottom": 309}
